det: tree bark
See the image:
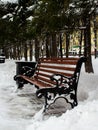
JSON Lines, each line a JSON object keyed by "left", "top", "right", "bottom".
{"left": 83, "top": 17, "right": 94, "bottom": 73}
{"left": 51, "top": 33, "right": 57, "bottom": 58}
{"left": 35, "top": 38, "right": 40, "bottom": 61}
{"left": 29, "top": 41, "right": 33, "bottom": 61}
{"left": 46, "top": 35, "right": 50, "bottom": 58}
{"left": 79, "top": 30, "right": 83, "bottom": 57}
{"left": 66, "top": 32, "right": 70, "bottom": 58}
{"left": 24, "top": 42, "right": 27, "bottom": 61}
{"left": 59, "top": 33, "right": 63, "bottom": 58}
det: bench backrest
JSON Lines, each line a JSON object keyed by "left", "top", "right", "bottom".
{"left": 33, "top": 57, "right": 86, "bottom": 87}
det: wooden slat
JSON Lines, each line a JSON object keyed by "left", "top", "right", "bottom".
{"left": 19, "top": 75, "right": 34, "bottom": 84}
{"left": 36, "top": 68, "right": 73, "bottom": 77}
{"left": 30, "top": 80, "right": 53, "bottom": 88}
{"left": 38, "top": 64, "right": 76, "bottom": 71}
{"left": 36, "top": 76, "right": 56, "bottom": 85}
{"left": 39, "top": 57, "right": 79, "bottom": 61}
{"left": 35, "top": 72, "right": 51, "bottom": 78}
{"left": 19, "top": 75, "right": 53, "bottom": 88}
{"left": 39, "top": 60, "right": 78, "bottom": 65}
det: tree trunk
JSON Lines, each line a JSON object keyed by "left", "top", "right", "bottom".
{"left": 17, "top": 45, "right": 21, "bottom": 60}
{"left": 79, "top": 30, "right": 83, "bottom": 57}
{"left": 51, "top": 33, "right": 57, "bottom": 58}
{"left": 66, "top": 32, "right": 70, "bottom": 58}
{"left": 29, "top": 41, "right": 33, "bottom": 61}
{"left": 35, "top": 38, "right": 40, "bottom": 61}
{"left": 4, "top": 46, "right": 9, "bottom": 59}
{"left": 46, "top": 35, "right": 50, "bottom": 58}
{"left": 24, "top": 42, "right": 27, "bottom": 61}
{"left": 13, "top": 45, "right": 17, "bottom": 60}
{"left": 83, "top": 17, "right": 94, "bottom": 73}
{"left": 59, "top": 33, "right": 63, "bottom": 58}
{"left": 20, "top": 43, "right": 23, "bottom": 59}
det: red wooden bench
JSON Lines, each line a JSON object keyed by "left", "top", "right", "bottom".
{"left": 14, "top": 57, "right": 86, "bottom": 112}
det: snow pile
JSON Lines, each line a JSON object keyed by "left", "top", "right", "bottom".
{"left": 0, "top": 57, "right": 98, "bottom": 130}
{"left": 27, "top": 100, "right": 98, "bottom": 130}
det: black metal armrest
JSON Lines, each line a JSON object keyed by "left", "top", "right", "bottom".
{"left": 23, "top": 68, "right": 36, "bottom": 77}
{"left": 20, "top": 66, "right": 36, "bottom": 77}
{"left": 50, "top": 73, "right": 70, "bottom": 81}
{"left": 50, "top": 73, "right": 71, "bottom": 87}
{"left": 22, "top": 66, "right": 34, "bottom": 71}
{"left": 13, "top": 74, "right": 22, "bottom": 81}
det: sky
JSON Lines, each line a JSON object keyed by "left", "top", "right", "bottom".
{"left": 0, "top": 56, "right": 98, "bottom": 130}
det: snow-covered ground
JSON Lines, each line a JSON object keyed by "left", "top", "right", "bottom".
{"left": 0, "top": 56, "right": 98, "bottom": 130}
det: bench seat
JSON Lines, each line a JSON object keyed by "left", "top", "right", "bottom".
{"left": 18, "top": 75, "right": 54, "bottom": 88}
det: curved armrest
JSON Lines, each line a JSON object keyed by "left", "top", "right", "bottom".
{"left": 22, "top": 66, "right": 34, "bottom": 71}
{"left": 22, "top": 66, "right": 36, "bottom": 77}
{"left": 50, "top": 73, "right": 71, "bottom": 87}
{"left": 50, "top": 73, "right": 70, "bottom": 81}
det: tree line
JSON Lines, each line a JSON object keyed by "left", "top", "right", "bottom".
{"left": 0, "top": 0, "right": 98, "bottom": 73}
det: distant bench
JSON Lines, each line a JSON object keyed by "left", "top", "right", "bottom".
{"left": 14, "top": 57, "right": 86, "bottom": 112}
